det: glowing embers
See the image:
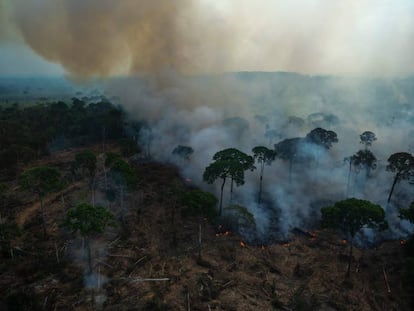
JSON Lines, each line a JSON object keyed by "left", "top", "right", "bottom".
{"left": 215, "top": 224, "right": 232, "bottom": 237}
{"left": 215, "top": 231, "right": 231, "bottom": 237}
{"left": 341, "top": 239, "right": 347, "bottom": 245}
{"left": 308, "top": 231, "right": 318, "bottom": 241}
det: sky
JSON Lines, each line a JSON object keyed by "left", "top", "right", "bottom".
{"left": 1, "top": 0, "right": 414, "bottom": 77}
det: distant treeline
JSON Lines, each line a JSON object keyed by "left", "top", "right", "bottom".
{"left": 0, "top": 98, "right": 125, "bottom": 178}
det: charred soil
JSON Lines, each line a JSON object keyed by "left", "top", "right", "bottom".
{"left": 0, "top": 144, "right": 412, "bottom": 310}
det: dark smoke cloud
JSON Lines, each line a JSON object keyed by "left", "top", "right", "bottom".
{"left": 3, "top": 0, "right": 414, "bottom": 77}
{"left": 5, "top": 0, "right": 240, "bottom": 78}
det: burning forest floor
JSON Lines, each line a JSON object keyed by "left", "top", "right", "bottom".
{"left": 0, "top": 143, "right": 413, "bottom": 310}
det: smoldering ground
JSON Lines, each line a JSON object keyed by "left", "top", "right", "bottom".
{"left": 104, "top": 73, "right": 414, "bottom": 243}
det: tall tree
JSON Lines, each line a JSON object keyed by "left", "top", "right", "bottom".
{"left": 63, "top": 203, "right": 116, "bottom": 274}
{"left": 19, "top": 166, "right": 64, "bottom": 237}
{"left": 360, "top": 131, "right": 377, "bottom": 150}
{"left": 274, "top": 137, "right": 302, "bottom": 183}
{"left": 180, "top": 189, "right": 218, "bottom": 259}
{"left": 352, "top": 149, "right": 377, "bottom": 179}
{"left": 344, "top": 155, "right": 355, "bottom": 197}
{"left": 321, "top": 198, "right": 387, "bottom": 276}
{"left": 73, "top": 150, "right": 97, "bottom": 205}
{"left": 400, "top": 201, "right": 414, "bottom": 224}
{"left": 203, "top": 148, "right": 255, "bottom": 216}
{"left": 107, "top": 157, "right": 138, "bottom": 224}
{"left": 252, "top": 146, "right": 277, "bottom": 205}
{"left": 172, "top": 145, "right": 194, "bottom": 162}
{"left": 386, "top": 152, "right": 414, "bottom": 204}
{"left": 305, "top": 127, "right": 338, "bottom": 150}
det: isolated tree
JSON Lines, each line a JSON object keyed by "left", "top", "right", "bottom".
{"left": 386, "top": 152, "right": 414, "bottom": 204}
{"left": 63, "top": 203, "right": 116, "bottom": 273}
{"left": 203, "top": 148, "right": 255, "bottom": 216}
{"left": 344, "top": 155, "right": 356, "bottom": 197}
{"left": 172, "top": 145, "right": 194, "bottom": 162}
{"left": 73, "top": 150, "right": 97, "bottom": 205}
{"left": 223, "top": 204, "right": 256, "bottom": 237}
{"left": 400, "top": 201, "right": 414, "bottom": 224}
{"left": 180, "top": 189, "right": 218, "bottom": 259}
{"left": 352, "top": 149, "right": 377, "bottom": 178}
{"left": 108, "top": 158, "right": 138, "bottom": 224}
{"left": 0, "top": 217, "right": 19, "bottom": 258}
{"left": 19, "top": 166, "right": 63, "bottom": 237}
{"left": 305, "top": 127, "right": 338, "bottom": 150}
{"left": 321, "top": 198, "right": 387, "bottom": 276}
{"left": 252, "top": 146, "right": 277, "bottom": 204}
{"left": 360, "top": 131, "right": 377, "bottom": 150}
{"left": 274, "top": 137, "right": 302, "bottom": 183}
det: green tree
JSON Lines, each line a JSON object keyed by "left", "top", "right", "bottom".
{"left": 180, "top": 189, "right": 218, "bottom": 259}
{"left": 305, "top": 127, "right": 338, "bottom": 150}
{"left": 321, "top": 198, "right": 387, "bottom": 276}
{"left": 344, "top": 155, "right": 355, "bottom": 197}
{"left": 19, "top": 166, "right": 64, "bottom": 237}
{"left": 172, "top": 145, "right": 194, "bottom": 162}
{"left": 360, "top": 131, "right": 377, "bottom": 150}
{"left": 0, "top": 217, "right": 20, "bottom": 258}
{"left": 203, "top": 148, "right": 255, "bottom": 216}
{"left": 108, "top": 158, "right": 138, "bottom": 224}
{"left": 63, "top": 203, "right": 116, "bottom": 273}
{"left": 386, "top": 152, "right": 414, "bottom": 204}
{"left": 400, "top": 202, "right": 414, "bottom": 224}
{"left": 274, "top": 137, "right": 302, "bottom": 183}
{"left": 352, "top": 149, "right": 377, "bottom": 178}
{"left": 252, "top": 146, "right": 277, "bottom": 204}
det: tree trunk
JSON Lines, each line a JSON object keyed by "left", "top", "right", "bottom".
{"left": 230, "top": 178, "right": 234, "bottom": 205}
{"left": 120, "top": 186, "right": 125, "bottom": 225}
{"left": 258, "top": 163, "right": 264, "bottom": 205}
{"left": 346, "top": 238, "right": 354, "bottom": 277}
{"left": 387, "top": 173, "right": 399, "bottom": 204}
{"left": 102, "top": 126, "right": 106, "bottom": 153}
{"left": 198, "top": 220, "right": 202, "bottom": 260}
{"left": 219, "top": 177, "right": 226, "bottom": 216}
{"left": 346, "top": 160, "right": 352, "bottom": 198}
{"left": 86, "top": 238, "right": 93, "bottom": 274}
{"left": 39, "top": 194, "right": 47, "bottom": 238}
{"left": 91, "top": 175, "right": 96, "bottom": 207}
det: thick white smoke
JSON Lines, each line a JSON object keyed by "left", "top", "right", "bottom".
{"left": 105, "top": 72, "right": 414, "bottom": 242}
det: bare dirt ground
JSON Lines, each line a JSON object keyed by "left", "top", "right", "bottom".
{"left": 0, "top": 146, "right": 413, "bottom": 310}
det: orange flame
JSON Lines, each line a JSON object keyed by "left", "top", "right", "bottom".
{"left": 240, "top": 241, "right": 246, "bottom": 247}
{"left": 400, "top": 240, "right": 407, "bottom": 246}
{"left": 341, "top": 239, "right": 347, "bottom": 245}
{"left": 216, "top": 230, "right": 231, "bottom": 237}
{"left": 308, "top": 231, "right": 318, "bottom": 240}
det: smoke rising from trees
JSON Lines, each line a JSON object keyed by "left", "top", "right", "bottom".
{"left": 2, "top": 0, "right": 414, "bottom": 241}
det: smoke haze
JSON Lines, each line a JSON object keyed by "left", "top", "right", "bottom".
{"left": 1, "top": 0, "right": 414, "bottom": 241}
{"left": 2, "top": 0, "right": 414, "bottom": 76}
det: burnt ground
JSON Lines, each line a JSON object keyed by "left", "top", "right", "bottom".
{"left": 0, "top": 145, "right": 413, "bottom": 310}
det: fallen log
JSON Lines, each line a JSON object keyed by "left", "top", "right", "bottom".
{"left": 383, "top": 267, "right": 391, "bottom": 293}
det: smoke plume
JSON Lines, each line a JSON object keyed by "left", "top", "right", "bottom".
{"left": 3, "top": 0, "right": 414, "bottom": 77}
